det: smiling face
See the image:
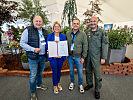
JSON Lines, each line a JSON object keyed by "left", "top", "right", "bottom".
{"left": 53, "top": 22, "right": 61, "bottom": 33}
{"left": 72, "top": 19, "right": 80, "bottom": 31}
{"left": 33, "top": 16, "right": 43, "bottom": 30}
{"left": 89, "top": 17, "right": 98, "bottom": 30}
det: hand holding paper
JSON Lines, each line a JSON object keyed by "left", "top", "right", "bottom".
{"left": 48, "top": 41, "right": 68, "bottom": 57}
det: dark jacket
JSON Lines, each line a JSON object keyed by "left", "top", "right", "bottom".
{"left": 26, "top": 25, "right": 47, "bottom": 60}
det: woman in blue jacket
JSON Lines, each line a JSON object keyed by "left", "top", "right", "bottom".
{"left": 46, "top": 21, "right": 66, "bottom": 94}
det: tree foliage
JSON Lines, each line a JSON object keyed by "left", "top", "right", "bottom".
{"left": 62, "top": 0, "right": 77, "bottom": 28}
{"left": 0, "top": 0, "right": 21, "bottom": 32}
{"left": 83, "top": 0, "right": 103, "bottom": 30}
{"left": 18, "top": 0, "right": 49, "bottom": 25}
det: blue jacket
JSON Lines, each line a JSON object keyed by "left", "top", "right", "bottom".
{"left": 46, "top": 32, "right": 66, "bottom": 61}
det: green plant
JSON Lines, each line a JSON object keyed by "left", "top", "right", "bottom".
{"left": 18, "top": 0, "right": 49, "bottom": 25}
{"left": 62, "top": 0, "right": 77, "bottom": 28}
{"left": 83, "top": 0, "right": 103, "bottom": 31}
{"left": 9, "top": 41, "right": 20, "bottom": 49}
{"left": 46, "top": 29, "right": 53, "bottom": 35}
{"left": 5, "top": 25, "right": 24, "bottom": 42}
{"left": 108, "top": 29, "right": 133, "bottom": 49}
{"left": 0, "top": 0, "right": 21, "bottom": 32}
{"left": 21, "top": 53, "right": 28, "bottom": 63}
{"left": 61, "top": 26, "right": 70, "bottom": 35}
{"left": 79, "top": 24, "right": 84, "bottom": 32}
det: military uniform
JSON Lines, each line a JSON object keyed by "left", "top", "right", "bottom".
{"left": 85, "top": 27, "right": 108, "bottom": 92}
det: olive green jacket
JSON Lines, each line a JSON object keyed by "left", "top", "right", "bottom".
{"left": 66, "top": 30, "right": 88, "bottom": 58}
{"left": 85, "top": 28, "right": 108, "bottom": 60}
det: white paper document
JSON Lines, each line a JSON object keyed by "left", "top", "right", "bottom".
{"left": 48, "top": 41, "right": 68, "bottom": 57}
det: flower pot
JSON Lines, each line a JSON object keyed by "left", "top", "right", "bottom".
{"left": 105, "top": 48, "right": 123, "bottom": 65}
{"left": 22, "top": 62, "right": 29, "bottom": 70}
{"left": 105, "top": 46, "right": 127, "bottom": 65}
{"left": 12, "top": 48, "right": 16, "bottom": 54}
{"left": 120, "top": 46, "right": 126, "bottom": 62}
{"left": 16, "top": 49, "right": 20, "bottom": 54}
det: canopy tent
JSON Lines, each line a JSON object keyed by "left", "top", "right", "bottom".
{"left": 40, "top": 0, "right": 133, "bottom": 26}
{"left": 6, "top": 0, "right": 133, "bottom": 27}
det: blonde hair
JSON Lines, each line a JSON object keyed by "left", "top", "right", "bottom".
{"left": 53, "top": 21, "right": 61, "bottom": 30}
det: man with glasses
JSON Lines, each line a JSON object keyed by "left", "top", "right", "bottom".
{"left": 84, "top": 16, "right": 108, "bottom": 99}
{"left": 66, "top": 18, "right": 88, "bottom": 93}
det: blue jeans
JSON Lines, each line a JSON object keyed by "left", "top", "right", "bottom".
{"left": 67, "top": 56, "right": 83, "bottom": 85}
{"left": 28, "top": 56, "right": 45, "bottom": 93}
{"left": 50, "top": 58, "right": 64, "bottom": 86}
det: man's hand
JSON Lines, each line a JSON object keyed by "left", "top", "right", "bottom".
{"left": 80, "top": 58, "right": 84, "bottom": 63}
{"left": 101, "top": 59, "right": 105, "bottom": 64}
{"left": 34, "top": 48, "right": 41, "bottom": 53}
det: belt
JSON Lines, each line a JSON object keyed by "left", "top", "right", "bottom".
{"left": 39, "top": 54, "right": 45, "bottom": 56}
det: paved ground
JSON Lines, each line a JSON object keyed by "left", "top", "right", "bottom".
{"left": 0, "top": 74, "right": 133, "bottom": 100}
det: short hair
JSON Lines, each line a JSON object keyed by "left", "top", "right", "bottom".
{"left": 72, "top": 18, "right": 80, "bottom": 23}
{"left": 53, "top": 21, "right": 61, "bottom": 29}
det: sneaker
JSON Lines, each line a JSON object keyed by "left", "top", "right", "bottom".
{"left": 95, "top": 91, "right": 100, "bottom": 99}
{"left": 84, "top": 84, "right": 93, "bottom": 90}
{"left": 31, "top": 93, "right": 37, "bottom": 100}
{"left": 57, "top": 83, "right": 63, "bottom": 91}
{"left": 79, "top": 85, "right": 84, "bottom": 93}
{"left": 69, "top": 83, "right": 74, "bottom": 90}
{"left": 36, "top": 84, "right": 48, "bottom": 90}
{"left": 54, "top": 86, "right": 59, "bottom": 94}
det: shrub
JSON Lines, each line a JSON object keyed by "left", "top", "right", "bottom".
{"left": 21, "top": 53, "right": 28, "bottom": 63}
{"left": 108, "top": 29, "right": 133, "bottom": 49}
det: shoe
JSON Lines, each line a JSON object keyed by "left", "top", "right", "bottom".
{"left": 57, "top": 83, "right": 63, "bottom": 91}
{"left": 54, "top": 86, "right": 59, "bottom": 94}
{"left": 36, "top": 84, "right": 48, "bottom": 90}
{"left": 84, "top": 84, "right": 93, "bottom": 90}
{"left": 79, "top": 85, "right": 84, "bottom": 93}
{"left": 31, "top": 93, "right": 37, "bottom": 100}
{"left": 95, "top": 91, "right": 100, "bottom": 99}
{"left": 69, "top": 83, "right": 74, "bottom": 90}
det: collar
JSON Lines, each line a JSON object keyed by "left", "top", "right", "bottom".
{"left": 71, "top": 30, "right": 79, "bottom": 35}
{"left": 33, "top": 25, "right": 42, "bottom": 31}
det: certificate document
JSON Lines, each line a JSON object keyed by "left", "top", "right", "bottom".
{"left": 48, "top": 40, "right": 68, "bottom": 57}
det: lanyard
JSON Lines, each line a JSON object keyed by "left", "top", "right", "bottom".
{"left": 38, "top": 30, "right": 43, "bottom": 37}
{"left": 71, "top": 30, "right": 79, "bottom": 43}
{"left": 72, "top": 34, "right": 77, "bottom": 43}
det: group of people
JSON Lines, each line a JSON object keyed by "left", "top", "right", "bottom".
{"left": 20, "top": 15, "right": 108, "bottom": 100}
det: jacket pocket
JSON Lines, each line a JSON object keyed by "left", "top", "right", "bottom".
{"left": 93, "top": 36, "right": 101, "bottom": 47}
{"left": 75, "top": 45, "right": 82, "bottom": 54}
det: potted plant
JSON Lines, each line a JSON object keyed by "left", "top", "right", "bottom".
{"left": 106, "top": 28, "right": 133, "bottom": 64}
{"left": 21, "top": 52, "right": 29, "bottom": 70}
{"left": 9, "top": 41, "right": 21, "bottom": 54}
{"left": 21, "top": 52, "right": 50, "bottom": 70}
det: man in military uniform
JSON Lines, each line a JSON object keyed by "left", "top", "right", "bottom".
{"left": 84, "top": 16, "right": 108, "bottom": 99}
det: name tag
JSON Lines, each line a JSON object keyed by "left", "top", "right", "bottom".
{"left": 40, "top": 37, "right": 46, "bottom": 45}
{"left": 71, "top": 43, "right": 74, "bottom": 51}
